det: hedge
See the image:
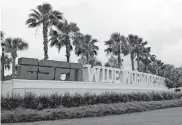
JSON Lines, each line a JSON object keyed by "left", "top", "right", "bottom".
{"left": 1, "top": 91, "right": 182, "bottom": 110}
{"left": 1, "top": 99, "right": 182, "bottom": 123}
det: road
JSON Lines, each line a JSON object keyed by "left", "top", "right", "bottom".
{"left": 2, "top": 107, "right": 182, "bottom": 125}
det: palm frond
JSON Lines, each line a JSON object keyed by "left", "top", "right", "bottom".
{"left": 75, "top": 47, "right": 83, "bottom": 56}
{"left": 26, "top": 18, "right": 42, "bottom": 28}
{"left": 56, "top": 21, "right": 66, "bottom": 32}
{"left": 0, "top": 31, "right": 4, "bottom": 40}
{"left": 142, "top": 41, "right": 148, "bottom": 46}
{"left": 31, "top": 9, "right": 40, "bottom": 16}
{"left": 50, "top": 39, "right": 58, "bottom": 47}
{"left": 111, "top": 33, "right": 120, "bottom": 43}
{"left": 4, "top": 37, "right": 13, "bottom": 48}
{"left": 137, "top": 37, "right": 143, "bottom": 44}
{"left": 69, "top": 22, "right": 80, "bottom": 32}
{"left": 26, "top": 18, "right": 36, "bottom": 24}
{"left": 52, "top": 10, "right": 63, "bottom": 20}
{"left": 92, "top": 50, "right": 98, "bottom": 56}
{"left": 92, "top": 45, "right": 99, "bottom": 51}
{"left": 37, "top": 3, "right": 52, "bottom": 14}
{"left": 13, "top": 38, "right": 28, "bottom": 51}
{"left": 84, "top": 34, "right": 92, "bottom": 43}
{"left": 90, "top": 39, "right": 98, "bottom": 44}
{"left": 105, "top": 40, "right": 113, "bottom": 45}
{"left": 29, "top": 13, "right": 40, "bottom": 21}
{"left": 104, "top": 48, "right": 113, "bottom": 54}
{"left": 55, "top": 42, "right": 65, "bottom": 52}
{"left": 4, "top": 54, "right": 12, "bottom": 70}
{"left": 72, "top": 32, "right": 84, "bottom": 45}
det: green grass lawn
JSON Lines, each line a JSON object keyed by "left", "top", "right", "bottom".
{"left": 2, "top": 107, "right": 182, "bottom": 125}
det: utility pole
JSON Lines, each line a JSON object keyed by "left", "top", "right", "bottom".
{"left": 1, "top": 42, "right": 5, "bottom": 81}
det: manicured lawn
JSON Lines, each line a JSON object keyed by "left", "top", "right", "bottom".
{"left": 2, "top": 107, "right": 182, "bottom": 125}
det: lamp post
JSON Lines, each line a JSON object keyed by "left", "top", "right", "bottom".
{"left": 1, "top": 42, "right": 5, "bottom": 81}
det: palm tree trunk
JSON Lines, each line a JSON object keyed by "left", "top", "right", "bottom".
{"left": 43, "top": 22, "right": 49, "bottom": 60}
{"left": 65, "top": 44, "right": 71, "bottom": 63}
{"left": 118, "top": 53, "right": 121, "bottom": 69}
{"left": 1, "top": 43, "right": 5, "bottom": 81}
{"left": 130, "top": 53, "right": 135, "bottom": 70}
{"left": 145, "top": 55, "right": 149, "bottom": 73}
{"left": 86, "top": 54, "right": 89, "bottom": 64}
{"left": 12, "top": 57, "right": 15, "bottom": 78}
{"left": 137, "top": 53, "right": 140, "bottom": 71}
{"left": 11, "top": 52, "right": 16, "bottom": 79}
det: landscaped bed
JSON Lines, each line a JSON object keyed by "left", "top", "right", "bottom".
{"left": 1, "top": 98, "right": 182, "bottom": 123}
{"left": 2, "top": 91, "right": 182, "bottom": 110}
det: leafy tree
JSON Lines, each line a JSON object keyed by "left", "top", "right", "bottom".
{"left": 26, "top": 3, "right": 63, "bottom": 60}
{"left": 74, "top": 34, "right": 99, "bottom": 64}
{"left": 50, "top": 20, "right": 81, "bottom": 62}
{"left": 158, "top": 64, "right": 182, "bottom": 89}
{"left": 104, "top": 55, "right": 121, "bottom": 68}
{"left": 163, "top": 64, "right": 175, "bottom": 78}
{"left": 105, "top": 33, "right": 129, "bottom": 69}
{"left": 139, "top": 47, "right": 157, "bottom": 73}
{"left": 165, "top": 78, "right": 176, "bottom": 89}
{"left": 78, "top": 56, "right": 102, "bottom": 67}
{"left": 89, "top": 57, "right": 102, "bottom": 67}
{"left": 168, "top": 67, "right": 182, "bottom": 88}
{"left": 78, "top": 55, "right": 87, "bottom": 65}
{"left": 4, "top": 37, "right": 28, "bottom": 78}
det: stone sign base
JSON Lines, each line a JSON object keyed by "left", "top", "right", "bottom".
{"left": 1, "top": 79, "right": 168, "bottom": 97}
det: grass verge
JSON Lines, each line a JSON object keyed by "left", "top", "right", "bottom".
{"left": 1, "top": 99, "right": 182, "bottom": 123}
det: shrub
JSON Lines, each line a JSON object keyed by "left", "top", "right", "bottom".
{"left": 1, "top": 99, "right": 182, "bottom": 123}
{"left": 1, "top": 91, "right": 182, "bottom": 110}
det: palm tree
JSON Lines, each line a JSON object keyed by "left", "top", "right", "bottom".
{"left": 156, "top": 60, "right": 165, "bottom": 76}
{"left": 127, "top": 34, "right": 148, "bottom": 71}
{"left": 1, "top": 31, "right": 5, "bottom": 80}
{"left": 140, "top": 47, "right": 154, "bottom": 73}
{"left": 3, "top": 54, "right": 12, "bottom": 70}
{"left": 49, "top": 20, "right": 81, "bottom": 62}
{"left": 26, "top": 3, "right": 63, "bottom": 60}
{"left": 105, "top": 33, "right": 129, "bottom": 69}
{"left": 74, "top": 34, "right": 99, "bottom": 64}
{"left": 4, "top": 37, "right": 28, "bottom": 78}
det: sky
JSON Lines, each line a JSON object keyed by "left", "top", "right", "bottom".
{"left": 1, "top": 0, "right": 182, "bottom": 74}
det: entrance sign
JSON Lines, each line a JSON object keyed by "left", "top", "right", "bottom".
{"left": 16, "top": 58, "right": 165, "bottom": 87}
{"left": 16, "top": 58, "right": 83, "bottom": 81}
{"left": 83, "top": 65, "right": 165, "bottom": 87}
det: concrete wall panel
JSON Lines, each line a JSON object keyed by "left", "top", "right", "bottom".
{"left": 18, "top": 58, "right": 38, "bottom": 66}
{"left": 38, "top": 67, "right": 55, "bottom": 80}
{"left": 55, "top": 68, "right": 70, "bottom": 80}
{"left": 16, "top": 65, "right": 38, "bottom": 80}
{"left": 39, "top": 60, "right": 70, "bottom": 68}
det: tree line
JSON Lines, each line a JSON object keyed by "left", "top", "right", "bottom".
{"left": 1, "top": 3, "right": 182, "bottom": 89}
